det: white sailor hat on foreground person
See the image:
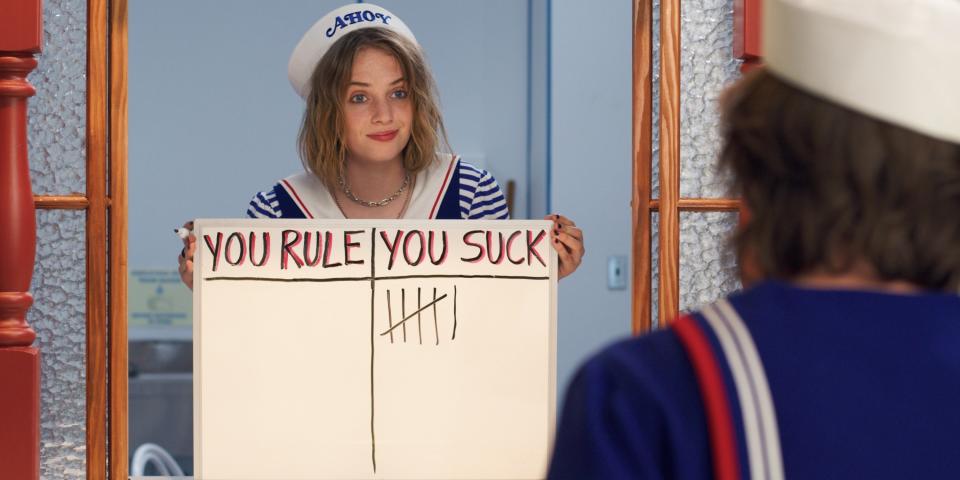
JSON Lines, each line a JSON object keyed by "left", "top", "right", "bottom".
{"left": 763, "top": 0, "right": 960, "bottom": 144}
{"left": 287, "top": 3, "right": 419, "bottom": 100}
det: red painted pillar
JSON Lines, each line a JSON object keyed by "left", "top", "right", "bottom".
{"left": 0, "top": 0, "right": 43, "bottom": 478}
{"left": 735, "top": 0, "right": 763, "bottom": 72}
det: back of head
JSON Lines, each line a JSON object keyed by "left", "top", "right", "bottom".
{"left": 721, "top": 0, "right": 960, "bottom": 291}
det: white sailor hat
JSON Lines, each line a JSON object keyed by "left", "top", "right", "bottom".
{"left": 764, "top": 0, "right": 960, "bottom": 144}
{"left": 288, "top": 3, "right": 419, "bottom": 100}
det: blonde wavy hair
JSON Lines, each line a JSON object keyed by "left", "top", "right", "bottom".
{"left": 297, "top": 28, "right": 451, "bottom": 185}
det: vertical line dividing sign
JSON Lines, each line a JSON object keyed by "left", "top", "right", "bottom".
{"left": 369, "top": 227, "right": 377, "bottom": 473}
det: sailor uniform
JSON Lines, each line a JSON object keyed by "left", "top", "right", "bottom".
{"left": 548, "top": 281, "right": 960, "bottom": 479}
{"left": 245, "top": 155, "right": 509, "bottom": 220}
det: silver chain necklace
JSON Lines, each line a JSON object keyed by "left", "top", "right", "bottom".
{"left": 338, "top": 170, "right": 411, "bottom": 208}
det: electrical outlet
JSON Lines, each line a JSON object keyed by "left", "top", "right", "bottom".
{"left": 607, "top": 255, "right": 627, "bottom": 290}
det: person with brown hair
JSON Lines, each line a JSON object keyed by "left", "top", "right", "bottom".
{"left": 177, "top": 3, "right": 584, "bottom": 288}
{"left": 548, "top": 0, "right": 960, "bottom": 478}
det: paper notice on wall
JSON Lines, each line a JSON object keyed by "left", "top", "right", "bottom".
{"left": 129, "top": 269, "right": 192, "bottom": 328}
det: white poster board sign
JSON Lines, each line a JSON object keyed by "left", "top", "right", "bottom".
{"left": 193, "top": 219, "right": 557, "bottom": 480}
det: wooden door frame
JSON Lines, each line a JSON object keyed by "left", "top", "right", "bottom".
{"left": 32, "top": 0, "right": 128, "bottom": 477}
{"left": 632, "top": 0, "right": 741, "bottom": 333}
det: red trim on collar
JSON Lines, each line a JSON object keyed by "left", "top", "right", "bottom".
{"left": 428, "top": 156, "right": 458, "bottom": 219}
{"left": 673, "top": 314, "right": 742, "bottom": 480}
{"left": 281, "top": 179, "right": 315, "bottom": 219}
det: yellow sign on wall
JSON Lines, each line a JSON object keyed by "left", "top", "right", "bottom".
{"left": 129, "top": 270, "right": 192, "bottom": 327}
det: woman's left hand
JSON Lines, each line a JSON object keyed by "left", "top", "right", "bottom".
{"left": 546, "top": 214, "right": 584, "bottom": 280}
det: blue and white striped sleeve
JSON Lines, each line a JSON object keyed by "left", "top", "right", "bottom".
{"left": 458, "top": 162, "right": 510, "bottom": 220}
{"left": 245, "top": 187, "right": 282, "bottom": 218}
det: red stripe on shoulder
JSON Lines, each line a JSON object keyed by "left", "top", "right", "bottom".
{"left": 281, "top": 179, "right": 314, "bottom": 219}
{"left": 672, "top": 314, "right": 741, "bottom": 480}
{"left": 429, "top": 156, "right": 458, "bottom": 219}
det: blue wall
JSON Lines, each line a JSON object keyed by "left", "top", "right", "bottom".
{"left": 550, "top": 0, "right": 634, "bottom": 394}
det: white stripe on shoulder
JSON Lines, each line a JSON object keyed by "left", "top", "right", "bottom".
{"left": 714, "top": 299, "right": 785, "bottom": 480}
{"left": 252, "top": 195, "right": 273, "bottom": 211}
{"left": 262, "top": 190, "right": 280, "bottom": 208}
{"left": 459, "top": 161, "right": 484, "bottom": 176}
{"left": 459, "top": 177, "right": 480, "bottom": 191}
{"left": 247, "top": 204, "right": 276, "bottom": 219}
{"left": 471, "top": 187, "right": 505, "bottom": 205}
{"left": 458, "top": 181, "right": 478, "bottom": 199}
{"left": 471, "top": 201, "right": 505, "bottom": 217}
{"left": 247, "top": 191, "right": 280, "bottom": 218}
{"left": 700, "top": 301, "right": 784, "bottom": 480}
{"left": 700, "top": 303, "right": 766, "bottom": 480}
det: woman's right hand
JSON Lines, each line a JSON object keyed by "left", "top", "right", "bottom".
{"left": 178, "top": 220, "right": 196, "bottom": 290}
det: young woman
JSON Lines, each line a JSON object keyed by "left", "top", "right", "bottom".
{"left": 178, "top": 3, "right": 584, "bottom": 287}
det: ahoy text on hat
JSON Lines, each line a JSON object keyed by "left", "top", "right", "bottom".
{"left": 288, "top": 3, "right": 418, "bottom": 100}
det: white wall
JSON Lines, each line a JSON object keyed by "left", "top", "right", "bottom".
{"left": 551, "top": 0, "right": 634, "bottom": 393}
